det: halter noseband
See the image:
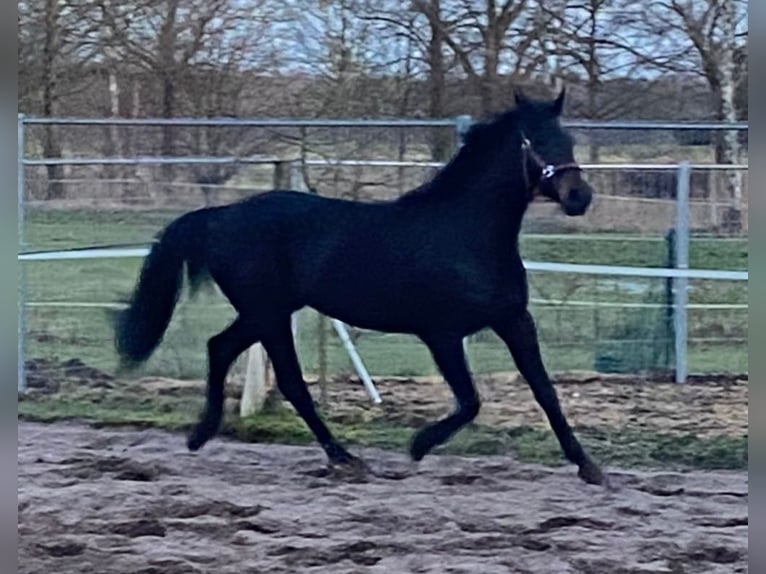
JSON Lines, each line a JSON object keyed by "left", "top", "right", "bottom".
{"left": 521, "top": 136, "right": 582, "bottom": 197}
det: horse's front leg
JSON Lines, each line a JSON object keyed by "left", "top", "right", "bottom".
{"left": 492, "top": 309, "right": 607, "bottom": 486}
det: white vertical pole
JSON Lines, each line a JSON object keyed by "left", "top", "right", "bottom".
{"left": 331, "top": 319, "right": 381, "bottom": 404}
{"left": 18, "top": 114, "right": 26, "bottom": 394}
{"left": 674, "top": 162, "right": 690, "bottom": 383}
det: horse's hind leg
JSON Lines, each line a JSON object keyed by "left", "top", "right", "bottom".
{"left": 188, "top": 317, "right": 259, "bottom": 451}
{"left": 492, "top": 310, "right": 606, "bottom": 486}
{"left": 262, "top": 317, "right": 359, "bottom": 466}
{"left": 410, "top": 334, "right": 481, "bottom": 461}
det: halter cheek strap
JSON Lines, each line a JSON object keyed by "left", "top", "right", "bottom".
{"left": 521, "top": 136, "right": 582, "bottom": 197}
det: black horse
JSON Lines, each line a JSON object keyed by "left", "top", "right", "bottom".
{"left": 115, "top": 88, "right": 606, "bottom": 486}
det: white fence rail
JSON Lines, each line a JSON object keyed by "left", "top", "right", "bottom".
{"left": 17, "top": 246, "right": 748, "bottom": 281}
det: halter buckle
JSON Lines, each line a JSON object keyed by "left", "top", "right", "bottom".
{"left": 542, "top": 165, "right": 556, "bottom": 179}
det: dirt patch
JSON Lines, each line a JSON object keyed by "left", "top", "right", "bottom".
{"left": 24, "top": 358, "right": 115, "bottom": 396}
{"left": 311, "top": 371, "right": 748, "bottom": 439}
{"left": 124, "top": 370, "right": 748, "bottom": 439}
{"left": 25, "top": 356, "right": 747, "bottom": 440}
{"left": 19, "top": 420, "right": 747, "bottom": 574}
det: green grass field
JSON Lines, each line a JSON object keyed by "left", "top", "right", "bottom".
{"left": 21, "top": 208, "right": 748, "bottom": 380}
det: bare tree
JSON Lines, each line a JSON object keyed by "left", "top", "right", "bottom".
{"left": 361, "top": 0, "right": 563, "bottom": 152}
{"left": 93, "top": 0, "right": 280, "bottom": 190}
{"left": 542, "top": 0, "right": 648, "bottom": 160}
{"left": 96, "top": 0, "right": 216, "bottom": 170}
{"left": 603, "top": 0, "right": 747, "bottom": 228}
{"left": 594, "top": 1, "right": 746, "bottom": 124}
{"left": 356, "top": 0, "right": 454, "bottom": 159}
{"left": 717, "top": 0, "right": 743, "bottom": 230}
{"left": 410, "top": 0, "right": 557, "bottom": 113}
{"left": 41, "top": 0, "right": 63, "bottom": 198}
{"left": 19, "top": 0, "right": 101, "bottom": 198}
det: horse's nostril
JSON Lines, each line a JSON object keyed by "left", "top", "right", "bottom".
{"left": 569, "top": 187, "right": 592, "bottom": 206}
{"left": 568, "top": 188, "right": 584, "bottom": 204}
{"left": 562, "top": 186, "right": 592, "bottom": 216}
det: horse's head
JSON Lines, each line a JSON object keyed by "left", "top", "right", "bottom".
{"left": 515, "top": 88, "right": 593, "bottom": 216}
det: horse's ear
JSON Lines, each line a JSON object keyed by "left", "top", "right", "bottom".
{"left": 552, "top": 86, "right": 566, "bottom": 116}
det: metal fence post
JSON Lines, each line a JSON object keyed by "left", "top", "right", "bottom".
{"left": 674, "top": 161, "right": 691, "bottom": 383}
{"left": 664, "top": 229, "right": 676, "bottom": 371}
{"left": 18, "top": 114, "right": 26, "bottom": 394}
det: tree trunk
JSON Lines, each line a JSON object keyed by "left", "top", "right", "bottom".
{"left": 480, "top": 2, "right": 501, "bottom": 114}
{"left": 717, "top": 0, "right": 742, "bottom": 233}
{"left": 158, "top": 0, "right": 179, "bottom": 184}
{"left": 160, "top": 72, "right": 177, "bottom": 182}
{"left": 394, "top": 20, "right": 415, "bottom": 191}
{"left": 482, "top": 36, "right": 500, "bottom": 113}
{"left": 425, "top": 0, "right": 451, "bottom": 161}
{"left": 42, "top": 0, "right": 63, "bottom": 200}
{"left": 586, "top": 5, "right": 600, "bottom": 163}
{"left": 103, "top": 64, "right": 129, "bottom": 192}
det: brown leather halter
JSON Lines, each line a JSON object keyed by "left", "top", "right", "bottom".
{"left": 521, "top": 136, "right": 582, "bottom": 199}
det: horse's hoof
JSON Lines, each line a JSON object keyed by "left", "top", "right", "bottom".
{"left": 341, "top": 455, "right": 370, "bottom": 474}
{"left": 329, "top": 451, "right": 368, "bottom": 472}
{"left": 409, "top": 433, "right": 431, "bottom": 462}
{"left": 324, "top": 442, "right": 357, "bottom": 465}
{"left": 187, "top": 426, "right": 211, "bottom": 452}
{"left": 578, "top": 460, "right": 608, "bottom": 487}
{"left": 327, "top": 452, "right": 370, "bottom": 482}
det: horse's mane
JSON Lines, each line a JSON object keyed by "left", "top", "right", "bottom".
{"left": 460, "top": 110, "right": 515, "bottom": 151}
{"left": 395, "top": 109, "right": 521, "bottom": 204}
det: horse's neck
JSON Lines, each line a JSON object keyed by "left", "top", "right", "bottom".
{"left": 437, "top": 144, "right": 528, "bottom": 220}
{"left": 421, "top": 178, "right": 528, "bottom": 250}
{"left": 394, "top": 119, "right": 529, "bottom": 245}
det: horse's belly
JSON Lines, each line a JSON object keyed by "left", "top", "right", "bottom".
{"left": 307, "top": 274, "right": 508, "bottom": 335}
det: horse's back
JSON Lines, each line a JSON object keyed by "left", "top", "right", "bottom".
{"left": 200, "top": 189, "right": 528, "bottom": 332}
{"left": 201, "top": 190, "right": 380, "bottom": 304}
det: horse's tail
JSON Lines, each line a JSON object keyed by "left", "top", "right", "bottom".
{"left": 114, "top": 209, "right": 209, "bottom": 367}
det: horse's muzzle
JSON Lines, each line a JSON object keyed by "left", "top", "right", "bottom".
{"left": 561, "top": 185, "right": 593, "bottom": 216}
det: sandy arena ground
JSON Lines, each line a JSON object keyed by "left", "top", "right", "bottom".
{"left": 18, "top": 419, "right": 747, "bottom": 574}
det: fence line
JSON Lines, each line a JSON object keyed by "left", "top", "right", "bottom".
{"left": 24, "top": 299, "right": 748, "bottom": 311}
{"left": 20, "top": 117, "right": 458, "bottom": 128}
{"left": 20, "top": 115, "right": 749, "bottom": 130}
{"left": 22, "top": 156, "right": 281, "bottom": 167}
{"left": 16, "top": 233, "right": 751, "bottom": 249}
{"left": 599, "top": 194, "right": 741, "bottom": 205}
{"left": 21, "top": 156, "right": 750, "bottom": 171}
{"left": 16, "top": 245, "right": 748, "bottom": 281}
{"left": 302, "top": 160, "right": 749, "bottom": 171}
{"left": 529, "top": 300, "right": 746, "bottom": 310}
